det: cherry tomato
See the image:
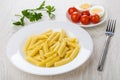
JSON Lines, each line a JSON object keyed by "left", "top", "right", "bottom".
{"left": 80, "top": 15, "right": 90, "bottom": 25}
{"left": 91, "top": 14, "right": 100, "bottom": 24}
{"left": 68, "top": 7, "right": 79, "bottom": 15}
{"left": 81, "top": 10, "right": 90, "bottom": 16}
{"left": 71, "top": 12, "right": 81, "bottom": 23}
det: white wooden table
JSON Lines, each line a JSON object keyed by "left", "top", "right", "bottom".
{"left": 0, "top": 0, "right": 120, "bottom": 80}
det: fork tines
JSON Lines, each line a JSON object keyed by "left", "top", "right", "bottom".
{"left": 106, "top": 19, "right": 116, "bottom": 33}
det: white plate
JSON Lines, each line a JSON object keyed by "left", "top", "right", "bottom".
{"left": 6, "top": 21, "right": 93, "bottom": 76}
{"left": 66, "top": 7, "right": 107, "bottom": 28}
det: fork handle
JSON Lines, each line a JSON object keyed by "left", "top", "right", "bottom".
{"left": 97, "top": 35, "right": 111, "bottom": 71}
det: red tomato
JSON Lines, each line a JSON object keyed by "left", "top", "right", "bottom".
{"left": 80, "top": 15, "right": 90, "bottom": 25}
{"left": 68, "top": 7, "right": 79, "bottom": 15}
{"left": 71, "top": 12, "right": 81, "bottom": 23}
{"left": 81, "top": 10, "right": 90, "bottom": 16}
{"left": 91, "top": 14, "right": 100, "bottom": 24}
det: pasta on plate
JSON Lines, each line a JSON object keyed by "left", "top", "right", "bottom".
{"left": 24, "top": 29, "right": 80, "bottom": 67}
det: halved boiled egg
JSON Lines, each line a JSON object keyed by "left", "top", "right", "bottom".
{"left": 75, "top": 3, "right": 91, "bottom": 11}
{"left": 90, "top": 5, "right": 105, "bottom": 18}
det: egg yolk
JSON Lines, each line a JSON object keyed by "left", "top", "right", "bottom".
{"left": 80, "top": 3, "right": 90, "bottom": 9}
{"left": 92, "top": 8, "right": 103, "bottom": 14}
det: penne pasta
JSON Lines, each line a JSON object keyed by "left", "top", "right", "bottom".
{"left": 70, "top": 46, "right": 80, "bottom": 60}
{"left": 38, "top": 54, "right": 57, "bottom": 66}
{"left": 65, "top": 49, "right": 74, "bottom": 58}
{"left": 26, "top": 56, "right": 40, "bottom": 65}
{"left": 35, "top": 43, "right": 43, "bottom": 50}
{"left": 30, "top": 36, "right": 39, "bottom": 46}
{"left": 54, "top": 58, "right": 71, "bottom": 67}
{"left": 69, "top": 46, "right": 74, "bottom": 50}
{"left": 39, "top": 50, "right": 45, "bottom": 59}
{"left": 65, "top": 38, "right": 77, "bottom": 43}
{"left": 45, "top": 32, "right": 53, "bottom": 37}
{"left": 40, "top": 29, "right": 53, "bottom": 37}
{"left": 24, "top": 29, "right": 80, "bottom": 67}
{"left": 59, "top": 29, "right": 66, "bottom": 41}
{"left": 71, "top": 38, "right": 78, "bottom": 42}
{"left": 24, "top": 36, "right": 33, "bottom": 52}
{"left": 44, "top": 51, "right": 55, "bottom": 57}
{"left": 49, "top": 42, "right": 58, "bottom": 51}
{"left": 53, "top": 42, "right": 60, "bottom": 52}
{"left": 49, "top": 41, "right": 56, "bottom": 47}
{"left": 66, "top": 40, "right": 76, "bottom": 48}
{"left": 47, "top": 32, "right": 58, "bottom": 42}
{"left": 58, "top": 40, "right": 66, "bottom": 56}
{"left": 29, "top": 40, "right": 44, "bottom": 50}
{"left": 50, "top": 32, "right": 60, "bottom": 43}
{"left": 60, "top": 47, "right": 69, "bottom": 57}
{"left": 33, "top": 54, "right": 42, "bottom": 61}
{"left": 42, "top": 54, "right": 57, "bottom": 63}
{"left": 46, "top": 56, "right": 60, "bottom": 67}
{"left": 37, "top": 35, "right": 48, "bottom": 39}
{"left": 43, "top": 41, "right": 49, "bottom": 53}
{"left": 27, "top": 48, "right": 39, "bottom": 57}
{"left": 43, "top": 29, "right": 52, "bottom": 35}
{"left": 26, "top": 50, "right": 33, "bottom": 56}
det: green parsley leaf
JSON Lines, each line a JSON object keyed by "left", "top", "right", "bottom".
{"left": 28, "top": 12, "right": 42, "bottom": 22}
{"left": 22, "top": 10, "right": 42, "bottom": 22}
{"left": 13, "top": 21, "right": 22, "bottom": 25}
{"left": 22, "top": 10, "right": 29, "bottom": 17}
{"left": 13, "top": 16, "right": 25, "bottom": 26}
{"left": 20, "top": 16, "right": 25, "bottom": 25}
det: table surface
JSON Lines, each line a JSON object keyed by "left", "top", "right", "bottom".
{"left": 0, "top": 0, "right": 120, "bottom": 80}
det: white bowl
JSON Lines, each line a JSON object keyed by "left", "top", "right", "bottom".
{"left": 6, "top": 21, "right": 93, "bottom": 75}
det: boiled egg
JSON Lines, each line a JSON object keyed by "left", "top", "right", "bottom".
{"left": 75, "top": 3, "right": 91, "bottom": 11}
{"left": 90, "top": 5, "right": 105, "bottom": 18}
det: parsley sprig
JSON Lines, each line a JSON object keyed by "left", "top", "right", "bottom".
{"left": 13, "top": 1, "right": 55, "bottom": 26}
{"left": 46, "top": 5, "right": 55, "bottom": 19}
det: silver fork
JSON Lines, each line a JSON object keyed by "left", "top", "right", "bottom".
{"left": 97, "top": 19, "right": 116, "bottom": 71}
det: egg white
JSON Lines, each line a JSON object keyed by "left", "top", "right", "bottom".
{"left": 75, "top": 4, "right": 91, "bottom": 12}
{"left": 90, "top": 5, "right": 105, "bottom": 18}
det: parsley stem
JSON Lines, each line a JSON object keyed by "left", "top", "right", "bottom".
{"left": 26, "top": 9, "right": 37, "bottom": 11}
{"left": 15, "top": 14, "right": 22, "bottom": 17}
